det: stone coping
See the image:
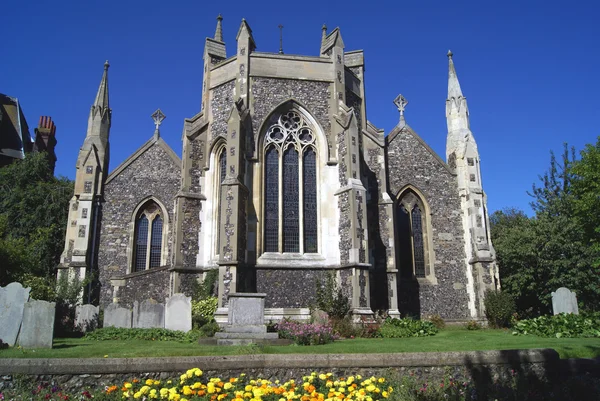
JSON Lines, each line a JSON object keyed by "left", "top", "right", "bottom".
{"left": 0, "top": 349, "right": 559, "bottom": 375}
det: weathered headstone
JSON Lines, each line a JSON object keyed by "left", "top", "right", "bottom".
{"left": 552, "top": 287, "right": 579, "bottom": 315}
{"left": 0, "top": 282, "right": 31, "bottom": 346}
{"left": 103, "top": 303, "right": 132, "bottom": 328}
{"left": 311, "top": 309, "right": 330, "bottom": 326}
{"left": 215, "top": 293, "right": 278, "bottom": 345}
{"left": 165, "top": 294, "right": 191, "bottom": 332}
{"left": 133, "top": 299, "right": 165, "bottom": 328}
{"left": 18, "top": 300, "right": 56, "bottom": 348}
{"left": 75, "top": 304, "right": 100, "bottom": 332}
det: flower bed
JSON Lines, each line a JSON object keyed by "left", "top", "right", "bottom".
{"left": 275, "top": 320, "right": 337, "bottom": 345}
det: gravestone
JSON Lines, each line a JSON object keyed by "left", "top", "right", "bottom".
{"left": 18, "top": 300, "right": 56, "bottom": 348}
{"left": 103, "top": 303, "right": 132, "bottom": 328}
{"left": 165, "top": 294, "right": 191, "bottom": 332}
{"left": 552, "top": 287, "right": 579, "bottom": 315}
{"left": 215, "top": 293, "right": 279, "bottom": 345}
{"left": 75, "top": 304, "right": 100, "bottom": 332}
{"left": 0, "top": 282, "right": 31, "bottom": 346}
{"left": 133, "top": 299, "right": 165, "bottom": 328}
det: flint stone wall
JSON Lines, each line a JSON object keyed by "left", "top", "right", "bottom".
{"left": 98, "top": 142, "right": 180, "bottom": 309}
{"left": 116, "top": 267, "right": 171, "bottom": 309}
{"left": 386, "top": 127, "right": 469, "bottom": 319}
{"left": 256, "top": 269, "right": 327, "bottom": 308}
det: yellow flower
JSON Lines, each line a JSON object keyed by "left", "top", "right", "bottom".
{"left": 224, "top": 382, "right": 233, "bottom": 390}
{"left": 104, "top": 355, "right": 108, "bottom": 358}
{"left": 245, "top": 385, "right": 253, "bottom": 392}
{"left": 182, "top": 386, "right": 193, "bottom": 396}
{"left": 365, "top": 385, "right": 375, "bottom": 393}
{"left": 146, "top": 379, "right": 155, "bottom": 386}
{"left": 346, "top": 377, "right": 354, "bottom": 385}
{"left": 377, "top": 378, "right": 385, "bottom": 384}
{"left": 123, "top": 390, "right": 131, "bottom": 398}
{"left": 124, "top": 383, "right": 133, "bottom": 389}
{"left": 382, "top": 391, "right": 388, "bottom": 398}
{"left": 134, "top": 391, "right": 142, "bottom": 399}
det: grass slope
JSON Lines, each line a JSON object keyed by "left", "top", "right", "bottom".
{"left": 1, "top": 327, "right": 599, "bottom": 359}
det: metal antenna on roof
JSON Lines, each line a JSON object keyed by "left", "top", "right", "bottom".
{"left": 278, "top": 24, "right": 284, "bottom": 54}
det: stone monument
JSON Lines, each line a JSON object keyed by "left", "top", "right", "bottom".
{"left": 75, "top": 304, "right": 100, "bottom": 332}
{"left": 0, "top": 282, "right": 31, "bottom": 346}
{"left": 165, "top": 294, "right": 191, "bottom": 332}
{"left": 133, "top": 299, "right": 165, "bottom": 328}
{"left": 103, "top": 303, "right": 132, "bottom": 328}
{"left": 552, "top": 287, "right": 579, "bottom": 315}
{"left": 18, "top": 300, "right": 56, "bottom": 348}
{"left": 215, "top": 293, "right": 279, "bottom": 345}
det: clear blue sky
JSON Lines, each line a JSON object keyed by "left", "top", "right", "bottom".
{"left": 3, "top": 0, "right": 599, "bottom": 214}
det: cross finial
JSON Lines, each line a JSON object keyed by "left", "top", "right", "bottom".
{"left": 278, "top": 24, "right": 284, "bottom": 54}
{"left": 151, "top": 109, "right": 166, "bottom": 136}
{"left": 393, "top": 94, "right": 408, "bottom": 119}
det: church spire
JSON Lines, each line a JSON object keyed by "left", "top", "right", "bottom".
{"left": 321, "top": 24, "right": 327, "bottom": 45}
{"left": 93, "top": 61, "right": 110, "bottom": 111}
{"left": 214, "top": 14, "right": 224, "bottom": 42}
{"left": 447, "top": 50, "right": 463, "bottom": 100}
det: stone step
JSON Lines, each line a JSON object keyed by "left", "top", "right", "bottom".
{"left": 215, "top": 332, "right": 279, "bottom": 340}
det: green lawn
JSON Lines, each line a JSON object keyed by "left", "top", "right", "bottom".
{"left": 2, "top": 327, "right": 599, "bottom": 359}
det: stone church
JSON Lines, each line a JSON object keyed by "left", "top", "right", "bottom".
{"left": 58, "top": 16, "right": 499, "bottom": 322}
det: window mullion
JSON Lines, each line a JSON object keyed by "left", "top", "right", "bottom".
{"left": 298, "top": 147, "right": 304, "bottom": 254}
{"left": 278, "top": 147, "right": 283, "bottom": 253}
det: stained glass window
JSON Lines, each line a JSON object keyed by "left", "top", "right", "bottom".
{"left": 134, "top": 215, "right": 149, "bottom": 272}
{"left": 411, "top": 205, "right": 425, "bottom": 278}
{"left": 396, "top": 205, "right": 413, "bottom": 279}
{"left": 283, "top": 147, "right": 300, "bottom": 252}
{"left": 150, "top": 216, "right": 163, "bottom": 268}
{"left": 219, "top": 148, "right": 227, "bottom": 184}
{"left": 303, "top": 148, "right": 318, "bottom": 253}
{"left": 264, "top": 146, "right": 279, "bottom": 252}
{"left": 263, "top": 110, "right": 318, "bottom": 254}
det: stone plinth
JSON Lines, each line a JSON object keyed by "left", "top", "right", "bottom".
{"left": 216, "top": 293, "right": 279, "bottom": 345}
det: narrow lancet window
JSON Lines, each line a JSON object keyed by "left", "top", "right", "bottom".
{"left": 283, "top": 147, "right": 300, "bottom": 252}
{"left": 134, "top": 215, "right": 149, "bottom": 272}
{"left": 264, "top": 146, "right": 279, "bottom": 252}
{"left": 150, "top": 216, "right": 163, "bottom": 268}
{"left": 411, "top": 205, "right": 426, "bottom": 278}
{"left": 303, "top": 148, "right": 318, "bottom": 253}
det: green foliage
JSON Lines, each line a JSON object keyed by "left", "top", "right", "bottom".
{"left": 192, "top": 269, "right": 218, "bottom": 300}
{"left": 330, "top": 317, "right": 361, "bottom": 338}
{"left": 464, "top": 320, "right": 482, "bottom": 331}
{"left": 83, "top": 327, "right": 200, "bottom": 343}
{"left": 377, "top": 317, "right": 438, "bottom": 338}
{"left": 314, "top": 272, "right": 351, "bottom": 319}
{"left": 198, "top": 321, "right": 220, "bottom": 337}
{"left": 0, "top": 152, "right": 73, "bottom": 297}
{"left": 491, "top": 143, "right": 600, "bottom": 316}
{"left": 191, "top": 296, "right": 218, "bottom": 328}
{"left": 512, "top": 312, "right": 600, "bottom": 338}
{"left": 484, "top": 290, "right": 516, "bottom": 328}
{"left": 426, "top": 314, "right": 446, "bottom": 329}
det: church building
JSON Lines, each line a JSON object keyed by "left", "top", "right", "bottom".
{"left": 58, "top": 16, "right": 499, "bottom": 322}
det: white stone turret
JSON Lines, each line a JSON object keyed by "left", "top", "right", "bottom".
{"left": 445, "top": 51, "right": 499, "bottom": 318}
{"left": 59, "top": 61, "right": 112, "bottom": 302}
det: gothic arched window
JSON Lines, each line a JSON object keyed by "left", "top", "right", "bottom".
{"left": 133, "top": 201, "right": 165, "bottom": 272}
{"left": 215, "top": 147, "right": 227, "bottom": 255}
{"left": 263, "top": 110, "right": 318, "bottom": 254}
{"left": 396, "top": 191, "right": 430, "bottom": 279}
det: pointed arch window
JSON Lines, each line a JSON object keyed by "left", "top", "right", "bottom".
{"left": 396, "top": 191, "right": 431, "bottom": 279}
{"left": 263, "top": 110, "right": 318, "bottom": 254}
{"left": 133, "top": 201, "right": 165, "bottom": 272}
{"left": 215, "top": 147, "right": 227, "bottom": 255}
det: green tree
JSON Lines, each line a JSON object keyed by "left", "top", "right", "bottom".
{"left": 0, "top": 153, "right": 73, "bottom": 299}
{"left": 571, "top": 136, "right": 600, "bottom": 264}
{"left": 491, "top": 144, "right": 600, "bottom": 316}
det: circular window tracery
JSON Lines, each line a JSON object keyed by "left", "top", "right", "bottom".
{"left": 265, "top": 111, "right": 315, "bottom": 150}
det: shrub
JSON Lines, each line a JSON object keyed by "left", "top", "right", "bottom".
{"left": 330, "top": 316, "right": 360, "bottom": 338}
{"left": 198, "top": 321, "right": 220, "bottom": 337}
{"left": 484, "top": 289, "right": 516, "bottom": 328}
{"left": 275, "top": 319, "right": 337, "bottom": 345}
{"left": 377, "top": 317, "right": 438, "bottom": 338}
{"left": 0, "top": 339, "right": 7, "bottom": 350}
{"left": 83, "top": 327, "right": 200, "bottom": 343}
{"left": 314, "top": 272, "right": 351, "bottom": 319}
{"left": 512, "top": 312, "right": 600, "bottom": 338}
{"left": 191, "top": 296, "right": 218, "bottom": 328}
{"left": 464, "top": 320, "right": 482, "bottom": 330}
{"left": 426, "top": 314, "right": 446, "bottom": 329}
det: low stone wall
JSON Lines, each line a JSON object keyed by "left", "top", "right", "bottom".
{"left": 2, "top": 349, "right": 598, "bottom": 393}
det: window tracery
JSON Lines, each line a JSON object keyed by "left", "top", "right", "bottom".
{"left": 263, "top": 110, "right": 318, "bottom": 254}
{"left": 396, "top": 191, "right": 429, "bottom": 279}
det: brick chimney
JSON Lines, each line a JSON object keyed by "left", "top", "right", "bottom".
{"left": 34, "top": 116, "right": 57, "bottom": 174}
